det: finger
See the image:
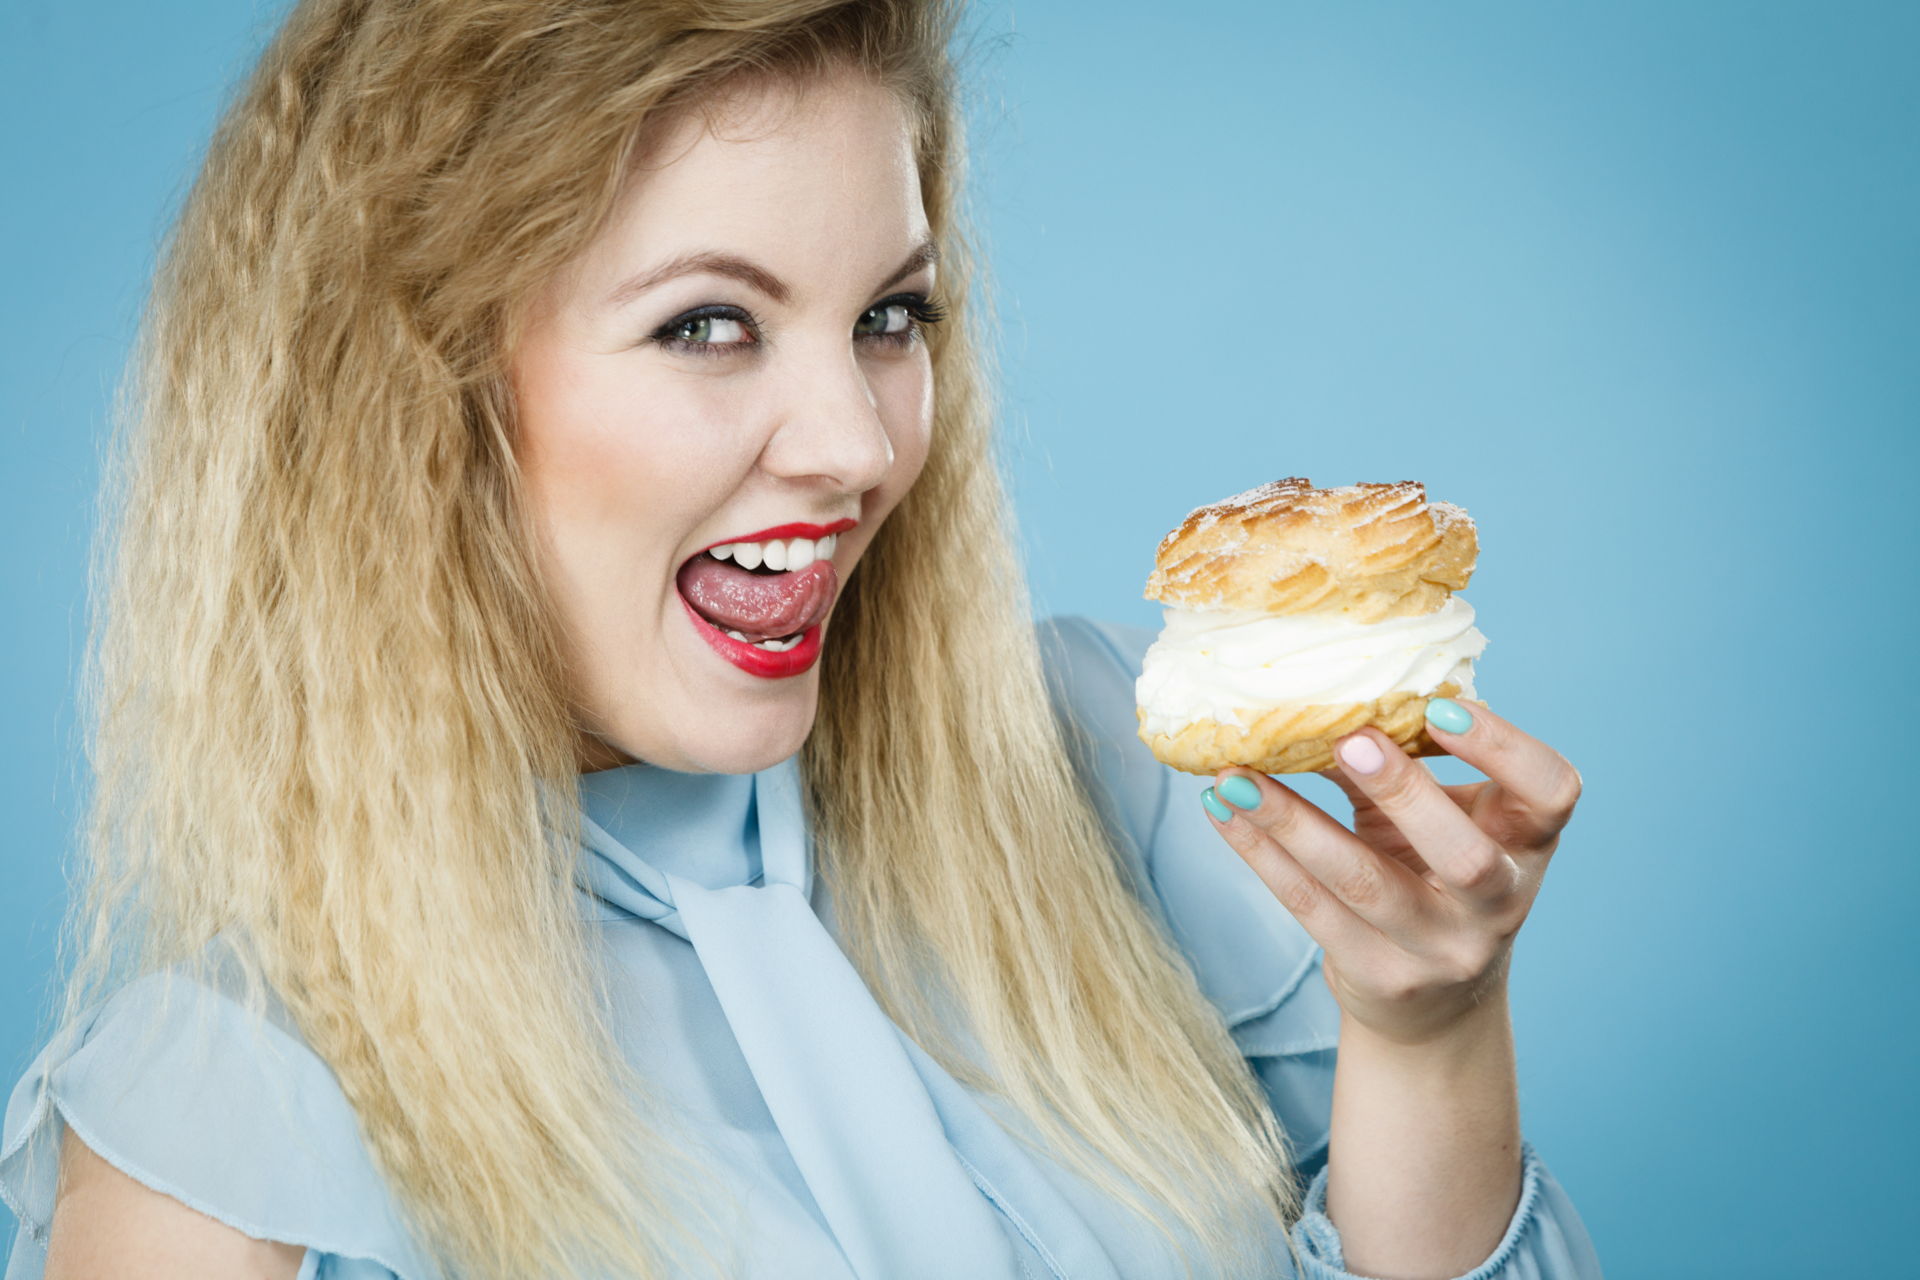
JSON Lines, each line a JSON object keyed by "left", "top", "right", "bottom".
{"left": 1197, "top": 778, "right": 1388, "bottom": 958}
{"left": 1420, "top": 698, "right": 1584, "bottom": 850}
{"left": 1331, "top": 728, "right": 1521, "bottom": 910}
{"left": 1318, "top": 762, "right": 1480, "bottom": 813}
{"left": 1207, "top": 769, "right": 1439, "bottom": 948}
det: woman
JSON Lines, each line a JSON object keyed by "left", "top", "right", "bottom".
{"left": 0, "top": 2, "right": 1603, "bottom": 1278}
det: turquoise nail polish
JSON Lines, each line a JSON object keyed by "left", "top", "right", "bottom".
{"left": 1200, "top": 787, "right": 1232, "bottom": 822}
{"left": 1426, "top": 697, "right": 1474, "bottom": 735}
{"left": 1216, "top": 775, "right": 1262, "bottom": 811}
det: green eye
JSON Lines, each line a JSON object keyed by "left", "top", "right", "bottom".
{"left": 855, "top": 304, "right": 910, "bottom": 337}
{"left": 671, "top": 315, "right": 750, "bottom": 345}
{"left": 855, "top": 294, "right": 947, "bottom": 347}
{"left": 652, "top": 295, "right": 945, "bottom": 359}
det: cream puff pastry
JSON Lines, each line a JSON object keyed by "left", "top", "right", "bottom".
{"left": 1135, "top": 477, "right": 1489, "bottom": 775}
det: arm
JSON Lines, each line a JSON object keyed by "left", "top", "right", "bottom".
{"left": 45, "top": 1126, "right": 306, "bottom": 1280}
{"left": 1203, "top": 698, "right": 1590, "bottom": 1277}
{"left": 1034, "top": 615, "right": 1600, "bottom": 1277}
{"left": 1326, "top": 981, "right": 1522, "bottom": 1278}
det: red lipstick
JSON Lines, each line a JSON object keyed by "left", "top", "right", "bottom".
{"left": 697, "top": 517, "right": 857, "bottom": 556}
{"left": 678, "top": 593, "right": 824, "bottom": 679}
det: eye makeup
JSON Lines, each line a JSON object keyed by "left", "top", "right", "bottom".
{"left": 649, "top": 291, "right": 947, "bottom": 357}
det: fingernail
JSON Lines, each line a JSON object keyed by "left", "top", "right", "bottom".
{"left": 1426, "top": 697, "right": 1474, "bottom": 735}
{"left": 1216, "top": 775, "right": 1262, "bottom": 810}
{"left": 1337, "top": 735, "right": 1385, "bottom": 775}
{"left": 1200, "top": 787, "right": 1233, "bottom": 822}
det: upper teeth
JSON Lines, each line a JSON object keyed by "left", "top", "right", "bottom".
{"left": 709, "top": 533, "right": 837, "bottom": 572}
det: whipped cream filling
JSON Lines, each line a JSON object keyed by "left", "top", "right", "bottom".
{"left": 1135, "top": 595, "right": 1487, "bottom": 738}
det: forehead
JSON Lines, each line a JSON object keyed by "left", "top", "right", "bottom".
{"left": 517, "top": 70, "right": 932, "bottom": 328}
{"left": 616, "top": 70, "right": 924, "bottom": 236}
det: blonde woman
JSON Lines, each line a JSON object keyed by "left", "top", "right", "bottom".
{"left": 0, "top": 2, "right": 1605, "bottom": 1278}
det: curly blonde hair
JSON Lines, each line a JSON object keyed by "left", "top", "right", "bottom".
{"left": 41, "top": 1, "right": 1311, "bottom": 1276}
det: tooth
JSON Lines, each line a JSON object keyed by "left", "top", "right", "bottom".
{"left": 787, "top": 537, "right": 815, "bottom": 570}
{"left": 752, "top": 632, "right": 802, "bottom": 652}
{"left": 710, "top": 544, "right": 735, "bottom": 561}
{"left": 725, "top": 628, "right": 748, "bottom": 641}
{"left": 761, "top": 539, "right": 788, "bottom": 572}
{"left": 817, "top": 533, "right": 837, "bottom": 559}
{"left": 733, "top": 541, "right": 763, "bottom": 570}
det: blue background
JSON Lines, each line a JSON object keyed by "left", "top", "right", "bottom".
{"left": 4, "top": 2, "right": 1914, "bottom": 1274}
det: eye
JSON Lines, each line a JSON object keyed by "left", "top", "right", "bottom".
{"left": 651, "top": 306, "right": 758, "bottom": 357}
{"left": 647, "top": 292, "right": 948, "bottom": 359}
{"left": 855, "top": 293, "right": 948, "bottom": 350}
{"left": 672, "top": 315, "right": 751, "bottom": 345}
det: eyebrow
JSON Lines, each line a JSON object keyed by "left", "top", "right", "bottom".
{"left": 602, "top": 236, "right": 940, "bottom": 312}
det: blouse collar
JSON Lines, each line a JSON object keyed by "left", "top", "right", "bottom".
{"left": 571, "top": 751, "right": 814, "bottom": 931}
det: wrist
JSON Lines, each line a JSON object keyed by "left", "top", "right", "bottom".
{"left": 1342, "top": 977, "right": 1513, "bottom": 1057}
{"left": 1325, "top": 978, "right": 1523, "bottom": 1276}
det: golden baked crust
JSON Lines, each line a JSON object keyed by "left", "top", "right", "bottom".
{"left": 1144, "top": 477, "right": 1477, "bottom": 624}
{"left": 1137, "top": 478, "right": 1484, "bottom": 774}
{"left": 1139, "top": 683, "right": 1484, "bottom": 776}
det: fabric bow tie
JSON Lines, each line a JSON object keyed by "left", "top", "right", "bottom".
{"left": 573, "top": 755, "right": 1041, "bottom": 1279}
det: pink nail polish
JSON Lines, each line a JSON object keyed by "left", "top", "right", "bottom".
{"left": 1338, "top": 735, "right": 1385, "bottom": 775}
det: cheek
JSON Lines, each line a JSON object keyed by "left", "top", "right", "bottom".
{"left": 876, "top": 357, "right": 935, "bottom": 497}
{"left": 516, "top": 360, "right": 754, "bottom": 557}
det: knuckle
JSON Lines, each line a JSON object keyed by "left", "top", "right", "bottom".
{"left": 1258, "top": 794, "right": 1302, "bottom": 841}
{"left": 1275, "top": 874, "right": 1323, "bottom": 920}
{"left": 1548, "top": 762, "right": 1584, "bottom": 823}
{"left": 1513, "top": 860, "right": 1547, "bottom": 898}
{"left": 1445, "top": 943, "right": 1496, "bottom": 987}
{"left": 1463, "top": 709, "right": 1508, "bottom": 754}
{"left": 1210, "top": 803, "right": 1258, "bottom": 844}
{"left": 1455, "top": 847, "right": 1515, "bottom": 895}
{"left": 1369, "top": 761, "right": 1425, "bottom": 809}
{"left": 1332, "top": 863, "right": 1387, "bottom": 908}
{"left": 1488, "top": 789, "right": 1541, "bottom": 848}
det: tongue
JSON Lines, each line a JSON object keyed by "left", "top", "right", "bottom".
{"left": 676, "top": 556, "right": 839, "bottom": 643}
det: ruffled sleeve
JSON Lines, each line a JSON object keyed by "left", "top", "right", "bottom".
{"left": 1, "top": 951, "right": 431, "bottom": 1280}
{"left": 1035, "top": 614, "right": 1604, "bottom": 1279}
{"left": 1290, "top": 1138, "right": 1603, "bottom": 1280}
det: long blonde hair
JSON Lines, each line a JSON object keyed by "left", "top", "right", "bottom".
{"left": 42, "top": 1, "right": 1310, "bottom": 1275}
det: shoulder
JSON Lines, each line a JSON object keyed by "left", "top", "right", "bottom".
{"left": 41, "top": 1125, "right": 308, "bottom": 1278}
{"left": 1, "top": 948, "right": 433, "bottom": 1279}
{"left": 1032, "top": 614, "right": 1341, "bottom": 1056}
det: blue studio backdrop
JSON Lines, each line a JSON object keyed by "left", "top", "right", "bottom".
{"left": 4, "top": 3, "right": 1914, "bottom": 1276}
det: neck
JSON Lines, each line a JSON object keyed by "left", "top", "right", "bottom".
{"left": 575, "top": 730, "right": 637, "bottom": 775}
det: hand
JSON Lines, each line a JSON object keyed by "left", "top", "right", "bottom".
{"left": 1200, "top": 701, "right": 1582, "bottom": 1046}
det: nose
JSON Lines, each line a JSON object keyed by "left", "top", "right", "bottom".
{"left": 758, "top": 345, "right": 897, "bottom": 496}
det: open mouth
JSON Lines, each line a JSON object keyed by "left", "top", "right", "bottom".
{"left": 675, "top": 535, "right": 838, "bottom": 646}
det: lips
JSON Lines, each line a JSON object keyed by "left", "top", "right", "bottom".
{"left": 673, "top": 517, "right": 854, "bottom": 680}
{"left": 678, "top": 595, "right": 826, "bottom": 679}
{"left": 695, "top": 517, "right": 857, "bottom": 555}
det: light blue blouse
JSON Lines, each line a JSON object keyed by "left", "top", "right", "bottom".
{"left": 1, "top": 615, "right": 1603, "bottom": 1279}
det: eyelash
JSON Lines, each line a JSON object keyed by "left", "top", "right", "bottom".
{"left": 649, "top": 292, "right": 948, "bottom": 358}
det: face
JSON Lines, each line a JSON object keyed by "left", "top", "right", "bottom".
{"left": 509, "top": 71, "right": 937, "bottom": 775}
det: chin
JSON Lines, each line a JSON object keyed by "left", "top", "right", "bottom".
{"left": 696, "top": 714, "right": 817, "bottom": 775}
{"left": 606, "top": 690, "right": 819, "bottom": 776}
